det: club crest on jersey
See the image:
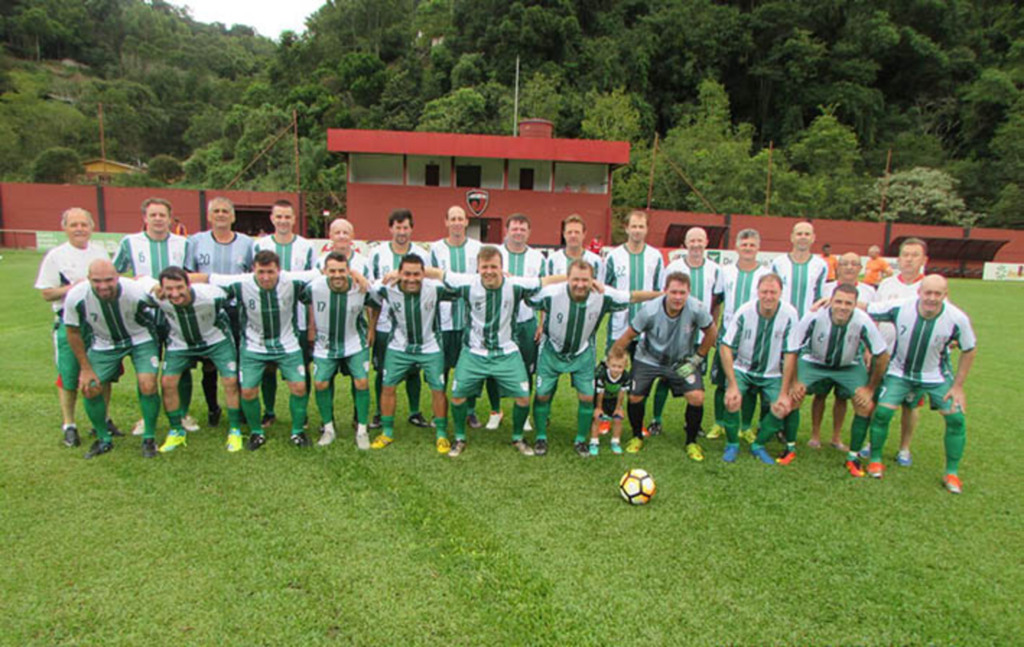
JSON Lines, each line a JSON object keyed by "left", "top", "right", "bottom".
{"left": 466, "top": 189, "right": 489, "bottom": 217}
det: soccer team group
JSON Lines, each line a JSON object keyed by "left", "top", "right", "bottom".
{"left": 35, "top": 199, "right": 976, "bottom": 494}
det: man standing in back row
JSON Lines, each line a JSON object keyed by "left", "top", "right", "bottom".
{"left": 604, "top": 210, "right": 664, "bottom": 354}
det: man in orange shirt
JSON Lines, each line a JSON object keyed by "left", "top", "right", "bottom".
{"left": 821, "top": 244, "right": 838, "bottom": 281}
{"left": 863, "top": 245, "right": 892, "bottom": 286}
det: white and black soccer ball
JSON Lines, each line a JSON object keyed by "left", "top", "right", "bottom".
{"left": 619, "top": 468, "right": 656, "bottom": 505}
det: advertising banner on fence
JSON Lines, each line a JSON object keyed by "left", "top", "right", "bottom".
{"left": 983, "top": 262, "right": 1024, "bottom": 281}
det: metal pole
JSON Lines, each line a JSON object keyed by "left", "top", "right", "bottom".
{"left": 764, "top": 141, "right": 774, "bottom": 216}
{"left": 512, "top": 55, "right": 520, "bottom": 136}
{"left": 98, "top": 103, "right": 106, "bottom": 165}
{"left": 646, "top": 132, "right": 659, "bottom": 210}
{"left": 879, "top": 148, "right": 892, "bottom": 220}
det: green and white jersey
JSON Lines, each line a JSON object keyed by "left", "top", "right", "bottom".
{"left": 604, "top": 244, "right": 664, "bottom": 340}
{"left": 371, "top": 279, "right": 457, "bottom": 354}
{"left": 316, "top": 250, "right": 367, "bottom": 276}
{"left": 210, "top": 270, "right": 317, "bottom": 355}
{"left": 822, "top": 281, "right": 876, "bottom": 305}
{"left": 867, "top": 298, "right": 976, "bottom": 384}
{"left": 874, "top": 274, "right": 924, "bottom": 352}
{"left": 500, "top": 244, "right": 546, "bottom": 324}
{"left": 430, "top": 237, "right": 482, "bottom": 332}
{"left": 442, "top": 273, "right": 542, "bottom": 358}
{"left": 35, "top": 241, "right": 110, "bottom": 312}
{"left": 368, "top": 242, "right": 431, "bottom": 333}
{"left": 714, "top": 263, "right": 772, "bottom": 332}
{"left": 664, "top": 257, "right": 720, "bottom": 311}
{"left": 255, "top": 234, "right": 316, "bottom": 330}
{"left": 770, "top": 254, "right": 829, "bottom": 318}
{"left": 546, "top": 248, "right": 603, "bottom": 281}
{"left": 631, "top": 296, "right": 714, "bottom": 367}
{"left": 529, "top": 285, "right": 630, "bottom": 360}
{"left": 114, "top": 232, "right": 189, "bottom": 277}
{"left": 63, "top": 278, "right": 157, "bottom": 351}
{"left": 138, "top": 279, "right": 232, "bottom": 351}
{"left": 306, "top": 276, "right": 368, "bottom": 360}
{"left": 723, "top": 300, "right": 801, "bottom": 379}
{"left": 793, "top": 307, "right": 887, "bottom": 369}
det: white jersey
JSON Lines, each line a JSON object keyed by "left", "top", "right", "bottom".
{"left": 430, "top": 237, "right": 482, "bottom": 331}
{"left": 185, "top": 231, "right": 253, "bottom": 275}
{"left": 316, "top": 249, "right": 367, "bottom": 276}
{"left": 500, "top": 244, "right": 546, "bottom": 323}
{"left": 137, "top": 279, "right": 232, "bottom": 351}
{"left": 210, "top": 270, "right": 318, "bottom": 355}
{"left": 546, "top": 248, "right": 603, "bottom": 281}
{"left": 255, "top": 234, "right": 316, "bottom": 330}
{"left": 113, "top": 232, "right": 189, "bottom": 277}
{"left": 722, "top": 300, "right": 801, "bottom": 379}
{"left": 771, "top": 254, "right": 829, "bottom": 318}
{"left": 442, "top": 273, "right": 542, "bottom": 357}
{"left": 371, "top": 279, "right": 456, "bottom": 354}
{"left": 603, "top": 244, "right": 664, "bottom": 340}
{"left": 822, "top": 281, "right": 876, "bottom": 305}
{"left": 35, "top": 241, "right": 110, "bottom": 312}
{"left": 793, "top": 307, "right": 887, "bottom": 368}
{"left": 529, "top": 285, "right": 630, "bottom": 359}
{"left": 874, "top": 274, "right": 925, "bottom": 352}
{"left": 664, "top": 257, "right": 720, "bottom": 310}
{"left": 367, "top": 243, "right": 431, "bottom": 333}
{"left": 63, "top": 278, "right": 157, "bottom": 351}
{"left": 306, "top": 276, "right": 368, "bottom": 360}
{"left": 868, "top": 298, "right": 976, "bottom": 384}
{"left": 714, "top": 263, "right": 772, "bottom": 332}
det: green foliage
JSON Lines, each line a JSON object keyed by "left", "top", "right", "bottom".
{"left": 147, "top": 154, "right": 183, "bottom": 183}
{"left": 580, "top": 88, "right": 641, "bottom": 143}
{"left": 31, "top": 146, "right": 82, "bottom": 183}
{"left": 867, "top": 166, "right": 974, "bottom": 226}
{"left": 417, "top": 87, "right": 487, "bottom": 134}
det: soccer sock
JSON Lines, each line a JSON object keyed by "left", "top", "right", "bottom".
{"left": 714, "top": 387, "right": 726, "bottom": 426}
{"left": 724, "top": 410, "right": 740, "bottom": 444}
{"left": 202, "top": 369, "right": 219, "bottom": 410}
{"left": 261, "top": 371, "right": 277, "bottom": 416}
{"left": 315, "top": 387, "right": 334, "bottom": 425}
{"left": 227, "top": 407, "right": 242, "bottom": 430}
{"left": 433, "top": 416, "right": 447, "bottom": 440}
{"left": 467, "top": 396, "right": 478, "bottom": 416}
{"left": 406, "top": 372, "right": 422, "bottom": 415}
{"left": 179, "top": 370, "right": 193, "bottom": 417}
{"left": 684, "top": 404, "right": 702, "bottom": 445}
{"left": 652, "top": 380, "right": 669, "bottom": 423}
{"left": 628, "top": 400, "right": 645, "bottom": 439}
{"left": 374, "top": 370, "right": 383, "bottom": 417}
{"left": 382, "top": 416, "right": 395, "bottom": 439}
{"left": 868, "top": 406, "right": 896, "bottom": 462}
{"left": 167, "top": 408, "right": 184, "bottom": 430}
{"left": 755, "top": 413, "right": 784, "bottom": 446}
{"left": 784, "top": 409, "right": 800, "bottom": 443}
{"left": 84, "top": 394, "right": 110, "bottom": 442}
{"left": 943, "top": 412, "right": 966, "bottom": 475}
{"left": 848, "top": 415, "right": 870, "bottom": 455}
{"left": 241, "top": 397, "right": 263, "bottom": 435}
{"left": 511, "top": 403, "right": 529, "bottom": 441}
{"left": 354, "top": 388, "right": 370, "bottom": 425}
{"left": 576, "top": 401, "right": 595, "bottom": 444}
{"left": 741, "top": 395, "right": 757, "bottom": 430}
{"left": 452, "top": 401, "right": 468, "bottom": 441}
{"left": 533, "top": 398, "right": 551, "bottom": 441}
{"left": 289, "top": 393, "right": 308, "bottom": 435}
{"left": 140, "top": 392, "right": 160, "bottom": 440}
{"left": 486, "top": 378, "right": 501, "bottom": 412}
{"left": 687, "top": 403, "right": 704, "bottom": 432}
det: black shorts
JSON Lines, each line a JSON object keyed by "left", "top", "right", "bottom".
{"left": 630, "top": 359, "right": 704, "bottom": 398}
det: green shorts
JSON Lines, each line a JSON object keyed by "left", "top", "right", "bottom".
{"left": 88, "top": 341, "right": 160, "bottom": 384}
{"left": 164, "top": 340, "right": 237, "bottom": 378}
{"left": 734, "top": 371, "right": 782, "bottom": 403}
{"left": 54, "top": 319, "right": 80, "bottom": 391}
{"left": 240, "top": 348, "right": 305, "bottom": 389}
{"left": 797, "top": 358, "right": 868, "bottom": 400}
{"left": 877, "top": 374, "right": 959, "bottom": 413}
{"left": 451, "top": 351, "right": 530, "bottom": 400}
{"left": 312, "top": 348, "right": 370, "bottom": 383}
{"left": 384, "top": 349, "right": 445, "bottom": 390}
{"left": 442, "top": 329, "right": 465, "bottom": 373}
{"left": 535, "top": 345, "right": 596, "bottom": 398}
{"left": 515, "top": 318, "right": 538, "bottom": 376}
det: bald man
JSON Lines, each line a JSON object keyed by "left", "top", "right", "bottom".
{"left": 863, "top": 275, "right": 976, "bottom": 493}
{"left": 63, "top": 260, "right": 162, "bottom": 459}
{"left": 771, "top": 222, "right": 829, "bottom": 319}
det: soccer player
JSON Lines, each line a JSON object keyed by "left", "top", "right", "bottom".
{"left": 185, "top": 197, "right": 254, "bottom": 426}
{"left": 35, "top": 207, "right": 117, "bottom": 447}
{"left": 611, "top": 272, "right": 717, "bottom": 458}
{"left": 63, "top": 260, "right": 161, "bottom": 459}
{"left": 589, "top": 347, "right": 631, "bottom": 455}
{"left": 862, "top": 245, "right": 893, "bottom": 287}
{"left": 139, "top": 267, "right": 243, "bottom": 453}
{"left": 771, "top": 221, "right": 829, "bottom": 319}
{"left": 864, "top": 275, "right": 976, "bottom": 493}
{"left": 718, "top": 273, "right": 801, "bottom": 465}
{"left": 604, "top": 210, "right": 664, "bottom": 351}
{"left": 787, "top": 284, "right": 890, "bottom": 474}
{"left": 254, "top": 199, "right": 316, "bottom": 428}
{"left": 654, "top": 226, "right": 721, "bottom": 436}
{"left": 863, "top": 237, "right": 928, "bottom": 466}
{"left": 194, "top": 250, "right": 316, "bottom": 450}
{"left": 318, "top": 217, "right": 368, "bottom": 275}
{"left": 708, "top": 229, "right": 771, "bottom": 442}
{"left": 370, "top": 254, "right": 457, "bottom": 452}
{"left": 429, "top": 246, "right": 564, "bottom": 457}
{"left": 429, "top": 206, "right": 483, "bottom": 428}
{"left": 528, "top": 260, "right": 660, "bottom": 456}
{"left": 809, "top": 252, "right": 878, "bottom": 449}
{"left": 367, "top": 210, "right": 431, "bottom": 431}
{"left": 493, "top": 213, "right": 546, "bottom": 431}
{"left": 307, "top": 252, "right": 372, "bottom": 448}
{"left": 546, "top": 214, "right": 603, "bottom": 277}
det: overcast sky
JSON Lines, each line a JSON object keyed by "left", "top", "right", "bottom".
{"left": 177, "top": 0, "right": 325, "bottom": 39}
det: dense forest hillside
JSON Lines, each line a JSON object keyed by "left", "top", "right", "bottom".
{"left": 3, "top": 0, "right": 1023, "bottom": 229}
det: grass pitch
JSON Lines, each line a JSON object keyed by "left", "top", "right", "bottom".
{"left": 1, "top": 249, "right": 1022, "bottom": 645}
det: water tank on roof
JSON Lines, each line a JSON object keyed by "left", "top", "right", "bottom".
{"left": 519, "top": 118, "right": 553, "bottom": 138}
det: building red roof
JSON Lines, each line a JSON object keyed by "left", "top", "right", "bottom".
{"left": 327, "top": 129, "right": 631, "bottom": 165}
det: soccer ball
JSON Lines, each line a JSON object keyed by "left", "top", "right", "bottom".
{"left": 619, "top": 468, "right": 656, "bottom": 505}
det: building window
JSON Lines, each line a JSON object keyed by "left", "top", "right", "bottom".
{"left": 519, "top": 168, "right": 534, "bottom": 191}
{"left": 425, "top": 164, "right": 440, "bottom": 186}
{"left": 456, "top": 165, "right": 482, "bottom": 188}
